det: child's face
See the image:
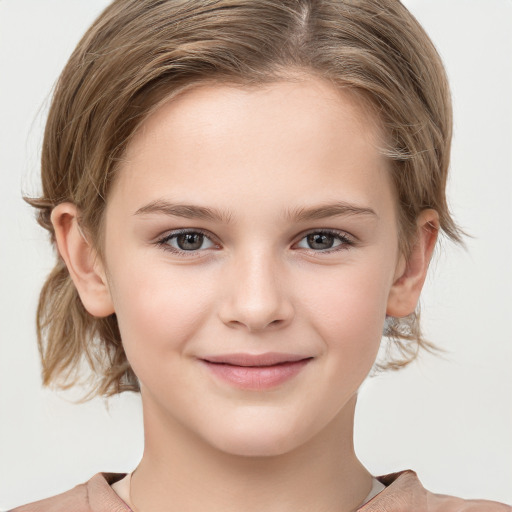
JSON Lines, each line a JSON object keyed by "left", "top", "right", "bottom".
{"left": 101, "top": 76, "right": 406, "bottom": 455}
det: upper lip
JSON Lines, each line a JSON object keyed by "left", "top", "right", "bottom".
{"left": 200, "top": 352, "right": 312, "bottom": 367}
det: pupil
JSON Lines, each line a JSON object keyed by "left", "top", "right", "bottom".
{"left": 307, "top": 233, "right": 334, "bottom": 250}
{"left": 177, "top": 233, "right": 203, "bottom": 250}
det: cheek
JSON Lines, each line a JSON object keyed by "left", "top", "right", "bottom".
{"left": 106, "top": 260, "right": 215, "bottom": 372}
{"left": 297, "top": 261, "right": 390, "bottom": 361}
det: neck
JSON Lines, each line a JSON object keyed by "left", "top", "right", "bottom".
{"left": 130, "top": 393, "right": 372, "bottom": 512}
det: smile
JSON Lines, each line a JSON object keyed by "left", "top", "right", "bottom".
{"left": 199, "top": 353, "right": 313, "bottom": 390}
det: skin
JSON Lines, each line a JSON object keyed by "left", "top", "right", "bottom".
{"left": 52, "top": 74, "right": 438, "bottom": 512}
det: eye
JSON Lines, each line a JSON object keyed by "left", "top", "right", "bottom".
{"left": 295, "top": 230, "right": 354, "bottom": 252}
{"left": 157, "top": 229, "right": 217, "bottom": 253}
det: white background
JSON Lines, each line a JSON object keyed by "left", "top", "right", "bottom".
{"left": 1, "top": 0, "right": 511, "bottom": 508}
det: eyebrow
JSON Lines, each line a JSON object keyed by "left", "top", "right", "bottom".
{"left": 134, "top": 199, "right": 377, "bottom": 223}
{"left": 134, "top": 199, "right": 234, "bottom": 224}
{"left": 284, "top": 202, "right": 378, "bottom": 222}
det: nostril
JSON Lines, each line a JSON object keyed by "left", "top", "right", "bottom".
{"left": 217, "top": 289, "right": 295, "bottom": 332}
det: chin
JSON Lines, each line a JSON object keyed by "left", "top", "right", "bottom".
{"left": 202, "top": 409, "right": 316, "bottom": 458}
{"left": 213, "top": 432, "right": 299, "bottom": 458}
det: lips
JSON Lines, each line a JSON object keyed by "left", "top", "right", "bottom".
{"left": 199, "top": 352, "right": 312, "bottom": 390}
{"left": 202, "top": 352, "right": 310, "bottom": 367}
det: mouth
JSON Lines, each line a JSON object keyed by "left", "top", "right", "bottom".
{"left": 199, "top": 353, "right": 313, "bottom": 390}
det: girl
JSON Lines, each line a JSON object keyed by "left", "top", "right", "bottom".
{"left": 4, "top": 0, "right": 511, "bottom": 510}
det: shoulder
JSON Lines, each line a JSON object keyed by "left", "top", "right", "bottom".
{"left": 8, "top": 473, "right": 130, "bottom": 512}
{"left": 8, "top": 482, "right": 89, "bottom": 512}
{"left": 360, "top": 470, "right": 511, "bottom": 512}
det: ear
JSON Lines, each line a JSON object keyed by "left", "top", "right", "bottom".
{"left": 386, "top": 209, "right": 439, "bottom": 317}
{"left": 51, "top": 203, "right": 115, "bottom": 317}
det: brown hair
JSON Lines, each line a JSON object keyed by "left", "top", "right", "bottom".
{"left": 27, "top": 0, "right": 463, "bottom": 397}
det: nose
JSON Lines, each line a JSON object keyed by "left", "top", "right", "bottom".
{"left": 218, "top": 250, "right": 294, "bottom": 332}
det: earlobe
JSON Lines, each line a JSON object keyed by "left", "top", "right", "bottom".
{"left": 386, "top": 209, "right": 439, "bottom": 318}
{"left": 51, "top": 203, "right": 115, "bottom": 317}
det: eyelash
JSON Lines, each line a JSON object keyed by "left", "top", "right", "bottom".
{"left": 156, "top": 229, "right": 219, "bottom": 257}
{"left": 155, "top": 228, "right": 356, "bottom": 257}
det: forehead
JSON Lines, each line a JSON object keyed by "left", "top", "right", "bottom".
{"left": 128, "top": 76, "right": 382, "bottom": 158}
{"left": 110, "top": 76, "right": 394, "bottom": 222}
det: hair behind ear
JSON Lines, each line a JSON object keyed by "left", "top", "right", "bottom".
{"left": 33, "top": 203, "right": 139, "bottom": 398}
{"left": 375, "top": 210, "right": 441, "bottom": 372}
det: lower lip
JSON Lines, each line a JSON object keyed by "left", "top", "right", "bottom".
{"left": 200, "top": 359, "right": 311, "bottom": 390}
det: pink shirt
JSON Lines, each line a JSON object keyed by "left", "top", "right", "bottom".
{"left": 10, "top": 470, "right": 511, "bottom": 512}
